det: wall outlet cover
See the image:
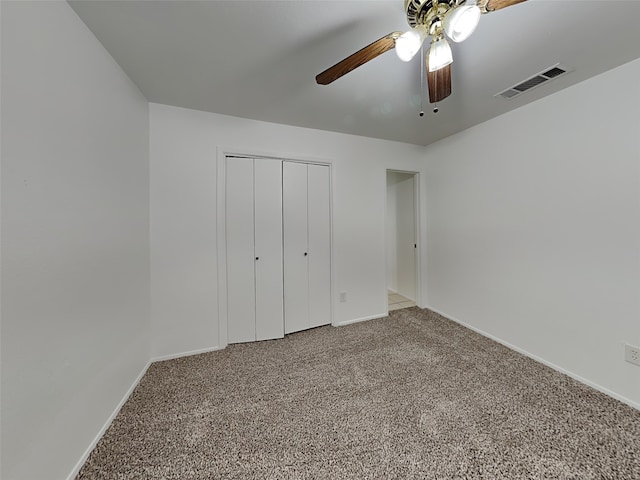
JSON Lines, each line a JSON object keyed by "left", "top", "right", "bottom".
{"left": 624, "top": 344, "right": 640, "bottom": 366}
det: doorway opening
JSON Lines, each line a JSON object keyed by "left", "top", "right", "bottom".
{"left": 386, "top": 170, "right": 419, "bottom": 312}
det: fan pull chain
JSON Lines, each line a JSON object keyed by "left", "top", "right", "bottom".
{"left": 419, "top": 44, "right": 425, "bottom": 117}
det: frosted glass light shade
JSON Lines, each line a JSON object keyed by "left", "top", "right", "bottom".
{"left": 428, "top": 36, "right": 453, "bottom": 72}
{"left": 395, "top": 26, "right": 428, "bottom": 62}
{"left": 444, "top": 5, "right": 481, "bottom": 43}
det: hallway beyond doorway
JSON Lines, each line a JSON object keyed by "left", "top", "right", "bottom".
{"left": 388, "top": 290, "right": 416, "bottom": 311}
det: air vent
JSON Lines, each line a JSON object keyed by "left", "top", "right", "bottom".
{"left": 542, "top": 66, "right": 566, "bottom": 78}
{"left": 496, "top": 64, "right": 571, "bottom": 100}
{"left": 513, "top": 75, "right": 547, "bottom": 92}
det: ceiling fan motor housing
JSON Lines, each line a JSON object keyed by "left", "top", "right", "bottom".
{"left": 404, "top": 0, "right": 460, "bottom": 28}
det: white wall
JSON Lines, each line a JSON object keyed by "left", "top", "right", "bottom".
{"left": 1, "top": 2, "right": 150, "bottom": 478}
{"left": 150, "top": 103, "right": 426, "bottom": 358}
{"left": 423, "top": 58, "right": 640, "bottom": 407}
{"left": 386, "top": 171, "right": 416, "bottom": 300}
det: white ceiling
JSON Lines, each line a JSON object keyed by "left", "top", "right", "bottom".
{"left": 69, "top": 0, "right": 640, "bottom": 146}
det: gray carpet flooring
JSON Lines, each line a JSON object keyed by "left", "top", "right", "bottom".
{"left": 78, "top": 307, "right": 640, "bottom": 479}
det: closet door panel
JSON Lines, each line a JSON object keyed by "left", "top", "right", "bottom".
{"left": 283, "top": 162, "right": 309, "bottom": 334}
{"left": 254, "top": 159, "right": 284, "bottom": 341}
{"left": 308, "top": 164, "right": 332, "bottom": 328}
{"left": 226, "top": 158, "right": 256, "bottom": 343}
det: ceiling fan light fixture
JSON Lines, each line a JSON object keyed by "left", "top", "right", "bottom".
{"left": 443, "top": 4, "right": 481, "bottom": 42}
{"left": 428, "top": 35, "right": 453, "bottom": 72}
{"left": 395, "top": 25, "right": 428, "bottom": 62}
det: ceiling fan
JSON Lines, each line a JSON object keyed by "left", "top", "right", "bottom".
{"left": 316, "top": 0, "right": 527, "bottom": 108}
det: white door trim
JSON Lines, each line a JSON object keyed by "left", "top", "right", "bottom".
{"left": 385, "top": 169, "right": 422, "bottom": 311}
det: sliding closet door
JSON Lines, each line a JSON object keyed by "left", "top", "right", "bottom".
{"left": 254, "top": 159, "right": 284, "bottom": 341}
{"left": 226, "top": 157, "right": 256, "bottom": 343}
{"left": 283, "top": 162, "right": 309, "bottom": 334}
{"left": 308, "top": 164, "right": 331, "bottom": 329}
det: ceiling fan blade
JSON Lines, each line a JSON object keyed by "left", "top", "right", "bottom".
{"left": 316, "top": 32, "right": 402, "bottom": 85}
{"left": 427, "top": 63, "right": 452, "bottom": 104}
{"left": 480, "top": 0, "right": 527, "bottom": 13}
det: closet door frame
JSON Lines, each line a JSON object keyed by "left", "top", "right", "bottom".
{"left": 217, "top": 147, "right": 334, "bottom": 349}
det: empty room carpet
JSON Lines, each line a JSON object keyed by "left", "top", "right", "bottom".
{"left": 77, "top": 308, "right": 640, "bottom": 479}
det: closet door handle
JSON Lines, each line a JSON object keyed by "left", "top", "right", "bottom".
{"left": 255, "top": 257, "right": 259, "bottom": 260}
{"left": 304, "top": 252, "right": 308, "bottom": 256}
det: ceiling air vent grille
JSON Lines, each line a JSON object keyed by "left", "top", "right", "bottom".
{"left": 496, "top": 63, "right": 571, "bottom": 100}
{"left": 514, "top": 75, "right": 547, "bottom": 92}
{"left": 542, "top": 66, "right": 566, "bottom": 78}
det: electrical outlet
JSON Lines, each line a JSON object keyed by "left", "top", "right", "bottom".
{"left": 339, "top": 292, "right": 347, "bottom": 302}
{"left": 625, "top": 344, "right": 640, "bottom": 366}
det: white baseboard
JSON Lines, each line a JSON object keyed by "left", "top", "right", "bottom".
{"left": 66, "top": 360, "right": 152, "bottom": 480}
{"left": 425, "top": 305, "right": 640, "bottom": 411}
{"left": 335, "top": 313, "right": 387, "bottom": 327}
{"left": 67, "top": 345, "right": 223, "bottom": 479}
{"left": 151, "top": 345, "right": 222, "bottom": 363}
